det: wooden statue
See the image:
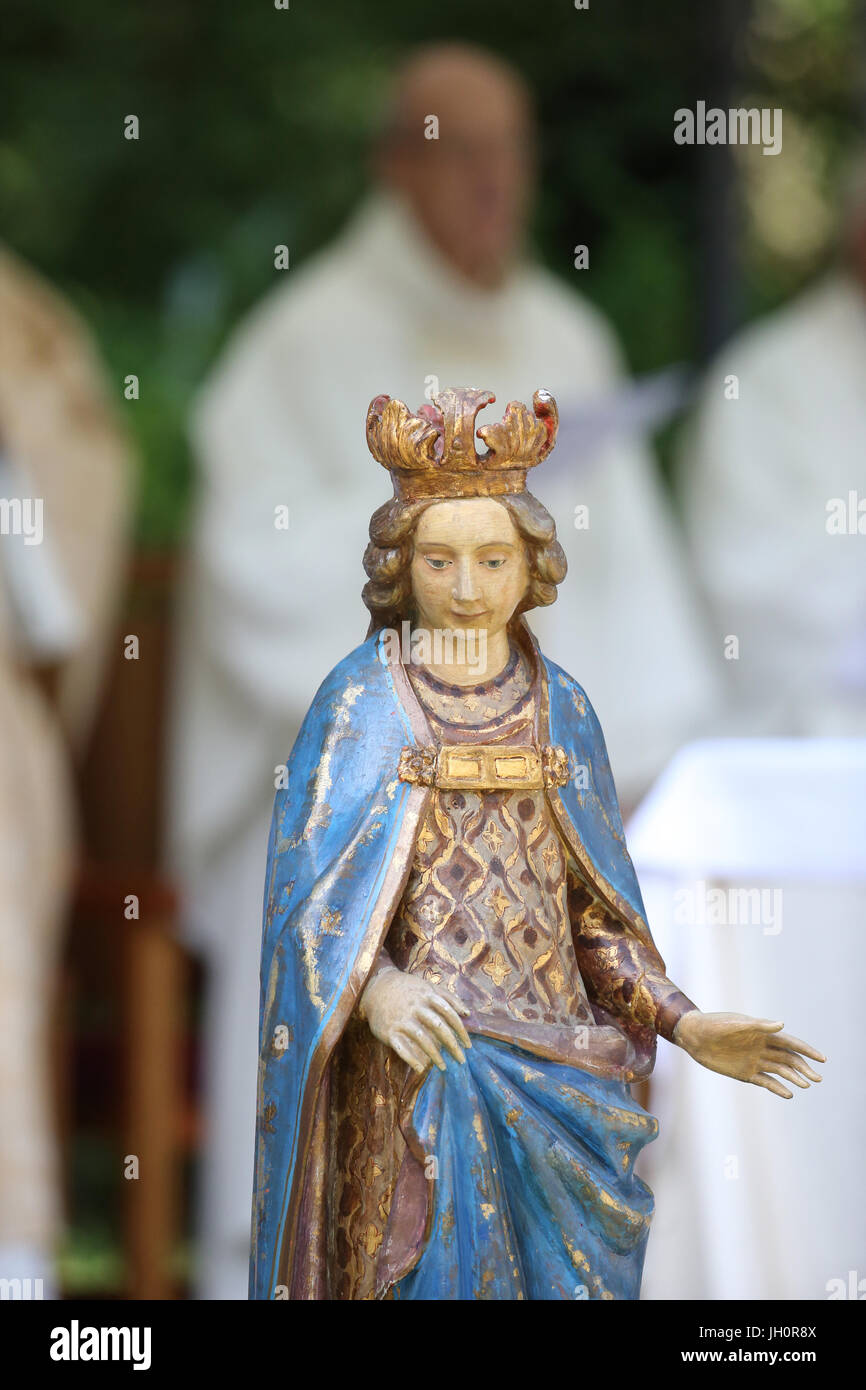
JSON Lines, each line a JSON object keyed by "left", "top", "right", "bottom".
{"left": 249, "top": 387, "right": 824, "bottom": 1300}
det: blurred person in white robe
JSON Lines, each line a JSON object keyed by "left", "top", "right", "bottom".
{"left": 166, "top": 43, "right": 719, "bottom": 1299}
{"left": 0, "top": 245, "right": 131, "bottom": 1294}
{"left": 636, "top": 156, "right": 866, "bottom": 1301}
{"left": 680, "top": 154, "right": 866, "bottom": 737}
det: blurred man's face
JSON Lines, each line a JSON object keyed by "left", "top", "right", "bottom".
{"left": 378, "top": 58, "right": 535, "bottom": 290}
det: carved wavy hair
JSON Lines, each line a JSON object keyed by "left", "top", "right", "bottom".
{"left": 362, "top": 492, "right": 567, "bottom": 636}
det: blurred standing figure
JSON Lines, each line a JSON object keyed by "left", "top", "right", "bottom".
{"left": 0, "top": 245, "right": 131, "bottom": 1293}
{"left": 167, "top": 43, "right": 717, "bottom": 1299}
{"left": 681, "top": 157, "right": 866, "bottom": 735}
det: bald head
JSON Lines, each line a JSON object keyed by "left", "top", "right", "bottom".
{"left": 381, "top": 44, "right": 533, "bottom": 146}
{"left": 375, "top": 43, "right": 536, "bottom": 289}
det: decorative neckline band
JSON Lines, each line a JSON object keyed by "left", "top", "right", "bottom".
{"left": 407, "top": 641, "right": 522, "bottom": 697}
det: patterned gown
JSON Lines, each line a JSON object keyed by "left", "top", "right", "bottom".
{"left": 329, "top": 642, "right": 695, "bottom": 1300}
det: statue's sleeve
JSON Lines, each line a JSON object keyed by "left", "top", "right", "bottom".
{"left": 568, "top": 869, "right": 697, "bottom": 1042}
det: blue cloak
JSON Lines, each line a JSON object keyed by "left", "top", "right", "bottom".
{"left": 249, "top": 620, "right": 665, "bottom": 1300}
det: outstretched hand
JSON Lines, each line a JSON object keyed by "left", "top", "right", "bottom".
{"left": 359, "top": 966, "right": 472, "bottom": 1075}
{"left": 672, "top": 1011, "right": 825, "bottom": 1098}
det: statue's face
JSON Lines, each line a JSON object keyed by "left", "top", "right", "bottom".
{"left": 409, "top": 497, "right": 529, "bottom": 641}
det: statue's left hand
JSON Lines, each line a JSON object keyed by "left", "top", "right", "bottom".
{"left": 672, "top": 1011, "right": 825, "bottom": 1098}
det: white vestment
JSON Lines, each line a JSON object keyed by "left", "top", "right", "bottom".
{"left": 681, "top": 270, "right": 866, "bottom": 737}
{"left": 166, "top": 189, "right": 719, "bottom": 1298}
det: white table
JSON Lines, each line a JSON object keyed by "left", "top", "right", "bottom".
{"left": 627, "top": 739, "right": 866, "bottom": 1300}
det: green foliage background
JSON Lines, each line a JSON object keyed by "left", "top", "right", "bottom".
{"left": 2, "top": 0, "right": 862, "bottom": 545}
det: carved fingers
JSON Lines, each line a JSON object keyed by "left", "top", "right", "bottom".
{"left": 762, "top": 1048, "right": 823, "bottom": 1084}
{"left": 750, "top": 1072, "right": 795, "bottom": 1100}
{"left": 388, "top": 1031, "right": 431, "bottom": 1074}
{"left": 759, "top": 1059, "right": 809, "bottom": 1089}
{"left": 765, "top": 1031, "right": 826, "bottom": 1066}
{"left": 427, "top": 989, "right": 472, "bottom": 1049}
{"left": 360, "top": 967, "right": 472, "bottom": 1074}
{"left": 746, "top": 1021, "right": 826, "bottom": 1100}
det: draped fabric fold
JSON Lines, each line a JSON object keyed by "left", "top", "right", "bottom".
{"left": 388, "top": 1037, "right": 657, "bottom": 1301}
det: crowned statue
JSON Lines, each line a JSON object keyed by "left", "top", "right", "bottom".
{"left": 249, "top": 386, "right": 824, "bottom": 1301}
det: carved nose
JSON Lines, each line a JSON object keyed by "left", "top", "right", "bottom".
{"left": 452, "top": 560, "right": 480, "bottom": 603}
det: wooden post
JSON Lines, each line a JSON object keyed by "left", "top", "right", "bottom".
{"left": 122, "top": 895, "right": 186, "bottom": 1300}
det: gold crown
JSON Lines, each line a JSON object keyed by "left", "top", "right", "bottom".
{"left": 366, "top": 386, "right": 558, "bottom": 501}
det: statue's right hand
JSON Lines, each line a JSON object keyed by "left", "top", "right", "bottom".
{"left": 359, "top": 967, "right": 472, "bottom": 1074}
